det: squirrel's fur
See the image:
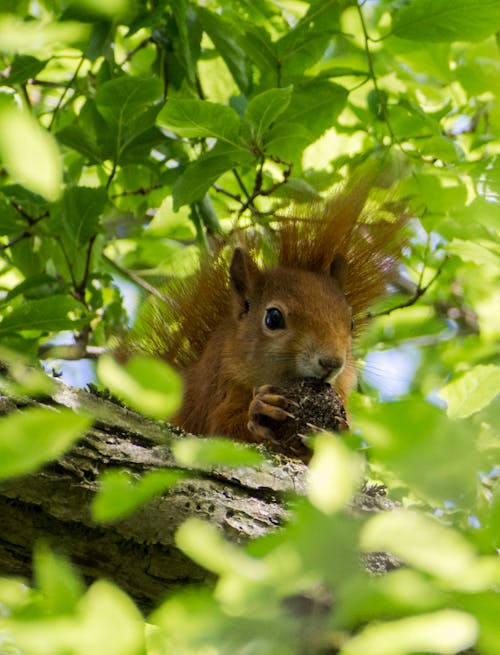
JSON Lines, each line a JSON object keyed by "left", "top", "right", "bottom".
{"left": 132, "top": 175, "right": 406, "bottom": 446}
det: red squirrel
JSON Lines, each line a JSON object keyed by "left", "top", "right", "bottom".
{"left": 134, "top": 177, "right": 405, "bottom": 448}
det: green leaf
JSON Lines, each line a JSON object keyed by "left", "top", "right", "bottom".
{"left": 0, "top": 102, "right": 62, "bottom": 201}
{"left": 56, "top": 125, "right": 102, "bottom": 163}
{"left": 308, "top": 435, "right": 362, "bottom": 514}
{"left": 342, "top": 609, "right": 478, "bottom": 655}
{"left": 7, "top": 55, "right": 47, "bottom": 84}
{"left": 0, "top": 16, "right": 89, "bottom": 56}
{"left": 245, "top": 87, "right": 293, "bottom": 140}
{"left": 391, "top": 0, "right": 500, "bottom": 43}
{"left": 52, "top": 186, "right": 106, "bottom": 248}
{"left": 351, "top": 395, "right": 480, "bottom": 505}
{"left": 0, "top": 407, "right": 91, "bottom": 479}
{"left": 280, "top": 80, "right": 348, "bottom": 142}
{"left": 92, "top": 468, "right": 187, "bottom": 522}
{"left": 439, "top": 365, "right": 500, "bottom": 418}
{"left": 276, "top": 0, "right": 341, "bottom": 82}
{"left": 157, "top": 98, "right": 243, "bottom": 145}
{"left": 0, "top": 196, "right": 28, "bottom": 235}
{"left": 172, "top": 437, "right": 264, "bottom": 469}
{"left": 33, "top": 543, "right": 85, "bottom": 615}
{"left": 196, "top": 7, "right": 251, "bottom": 93}
{"left": 8, "top": 580, "right": 144, "bottom": 655}
{"left": 171, "top": 0, "right": 197, "bottom": 86}
{"left": 176, "top": 518, "right": 258, "bottom": 576}
{"left": 172, "top": 145, "right": 253, "bottom": 210}
{"left": 0, "top": 296, "right": 87, "bottom": 336}
{"left": 361, "top": 511, "right": 499, "bottom": 591}
{"left": 95, "top": 76, "right": 163, "bottom": 147}
{"left": 96, "top": 354, "right": 182, "bottom": 420}
{"left": 448, "top": 238, "right": 500, "bottom": 272}
{"left": 263, "top": 122, "right": 312, "bottom": 162}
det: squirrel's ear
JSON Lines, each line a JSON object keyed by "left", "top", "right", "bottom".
{"left": 229, "top": 247, "right": 260, "bottom": 304}
{"left": 330, "top": 253, "right": 348, "bottom": 290}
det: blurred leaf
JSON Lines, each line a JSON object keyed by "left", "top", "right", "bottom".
{"left": 7, "top": 580, "right": 144, "bottom": 655}
{"left": 0, "top": 296, "right": 87, "bottom": 336}
{"left": 351, "top": 395, "right": 480, "bottom": 504}
{"left": 34, "top": 544, "right": 85, "bottom": 615}
{"left": 172, "top": 437, "right": 264, "bottom": 469}
{"left": 361, "top": 511, "right": 500, "bottom": 591}
{"left": 245, "top": 87, "right": 293, "bottom": 141}
{"left": 307, "top": 434, "right": 362, "bottom": 514}
{"left": 0, "top": 16, "right": 89, "bottom": 55}
{"left": 448, "top": 238, "right": 500, "bottom": 272}
{"left": 157, "top": 98, "right": 243, "bottom": 144}
{"left": 7, "top": 55, "right": 47, "bottom": 84}
{"left": 439, "top": 364, "right": 500, "bottom": 418}
{"left": 341, "top": 609, "right": 478, "bottom": 655}
{"left": 0, "top": 407, "right": 91, "bottom": 479}
{"left": 0, "top": 103, "right": 61, "bottom": 201}
{"left": 176, "top": 518, "right": 260, "bottom": 577}
{"left": 96, "top": 354, "right": 182, "bottom": 419}
{"left": 71, "top": 0, "right": 129, "bottom": 18}
{"left": 92, "top": 468, "right": 187, "bottom": 522}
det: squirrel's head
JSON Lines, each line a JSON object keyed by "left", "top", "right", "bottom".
{"left": 228, "top": 247, "right": 354, "bottom": 391}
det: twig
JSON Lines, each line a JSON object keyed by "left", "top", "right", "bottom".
{"left": 48, "top": 54, "right": 85, "bottom": 131}
{"left": 38, "top": 343, "right": 106, "bottom": 361}
{"left": 366, "top": 256, "right": 449, "bottom": 320}
{"left": 110, "top": 184, "right": 162, "bottom": 199}
{"left": 119, "top": 37, "right": 154, "bottom": 66}
{"left": 102, "top": 253, "right": 178, "bottom": 308}
{"left": 213, "top": 185, "right": 242, "bottom": 202}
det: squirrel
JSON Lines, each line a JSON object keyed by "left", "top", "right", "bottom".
{"left": 133, "top": 175, "right": 406, "bottom": 451}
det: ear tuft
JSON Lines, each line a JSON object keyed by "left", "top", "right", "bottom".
{"left": 330, "top": 253, "right": 348, "bottom": 290}
{"left": 229, "top": 248, "right": 260, "bottom": 302}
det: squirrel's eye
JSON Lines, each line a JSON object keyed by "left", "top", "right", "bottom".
{"left": 265, "top": 307, "right": 286, "bottom": 330}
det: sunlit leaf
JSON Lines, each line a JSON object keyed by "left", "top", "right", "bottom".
{"left": 33, "top": 544, "right": 85, "bottom": 615}
{"left": 7, "top": 580, "right": 144, "bottom": 655}
{"left": 391, "top": 0, "right": 500, "bottom": 42}
{"left": 307, "top": 434, "right": 362, "bottom": 514}
{"left": 0, "top": 407, "right": 91, "bottom": 479}
{"left": 172, "top": 437, "right": 264, "bottom": 469}
{"left": 0, "top": 296, "right": 87, "bottom": 336}
{"left": 96, "top": 354, "right": 182, "bottom": 420}
{"left": 439, "top": 364, "right": 500, "bottom": 418}
{"left": 92, "top": 468, "right": 187, "bottom": 522}
{"left": 176, "top": 518, "right": 261, "bottom": 577}
{"left": 360, "top": 511, "right": 500, "bottom": 591}
{"left": 0, "top": 16, "right": 89, "bottom": 55}
{"left": 0, "top": 103, "right": 61, "bottom": 201}
{"left": 341, "top": 609, "right": 478, "bottom": 655}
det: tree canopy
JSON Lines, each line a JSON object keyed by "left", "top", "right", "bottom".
{"left": 0, "top": 1, "right": 499, "bottom": 654}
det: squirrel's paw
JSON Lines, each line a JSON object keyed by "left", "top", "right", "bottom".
{"left": 247, "top": 385, "right": 295, "bottom": 443}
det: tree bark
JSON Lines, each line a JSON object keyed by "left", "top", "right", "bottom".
{"left": 0, "top": 382, "right": 395, "bottom": 608}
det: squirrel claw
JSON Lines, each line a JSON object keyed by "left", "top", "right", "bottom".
{"left": 247, "top": 420, "right": 280, "bottom": 446}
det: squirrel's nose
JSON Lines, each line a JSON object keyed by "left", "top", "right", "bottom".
{"left": 318, "top": 356, "right": 344, "bottom": 378}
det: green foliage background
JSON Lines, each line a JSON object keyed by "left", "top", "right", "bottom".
{"left": 0, "top": 0, "right": 499, "bottom": 653}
